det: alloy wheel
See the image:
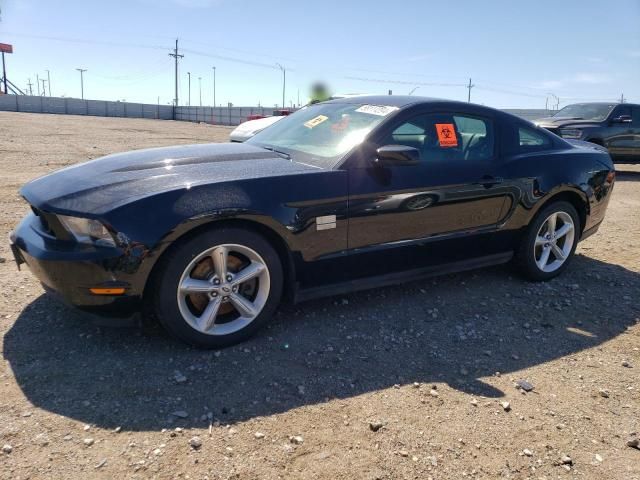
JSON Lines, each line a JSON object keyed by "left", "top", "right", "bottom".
{"left": 177, "top": 244, "right": 270, "bottom": 335}
{"left": 533, "top": 211, "right": 575, "bottom": 273}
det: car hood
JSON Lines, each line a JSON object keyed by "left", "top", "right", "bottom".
{"left": 21, "top": 142, "right": 319, "bottom": 215}
{"left": 533, "top": 116, "right": 602, "bottom": 128}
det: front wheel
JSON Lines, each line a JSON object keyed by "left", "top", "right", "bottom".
{"left": 152, "top": 227, "right": 283, "bottom": 348}
{"left": 515, "top": 201, "right": 580, "bottom": 281}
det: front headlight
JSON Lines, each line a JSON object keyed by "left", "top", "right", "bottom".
{"left": 559, "top": 128, "right": 583, "bottom": 139}
{"left": 57, "top": 215, "right": 116, "bottom": 247}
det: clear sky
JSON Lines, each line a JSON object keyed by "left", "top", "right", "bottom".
{"left": 1, "top": 0, "right": 639, "bottom": 108}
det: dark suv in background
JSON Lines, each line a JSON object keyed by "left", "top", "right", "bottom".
{"left": 534, "top": 102, "right": 640, "bottom": 163}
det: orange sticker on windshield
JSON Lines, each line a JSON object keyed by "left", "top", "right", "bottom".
{"left": 435, "top": 123, "right": 458, "bottom": 147}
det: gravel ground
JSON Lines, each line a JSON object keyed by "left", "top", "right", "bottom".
{"left": 0, "top": 112, "right": 639, "bottom": 480}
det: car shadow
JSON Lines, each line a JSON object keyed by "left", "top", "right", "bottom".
{"left": 3, "top": 254, "right": 638, "bottom": 432}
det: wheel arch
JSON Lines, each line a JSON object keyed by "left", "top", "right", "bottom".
{"left": 530, "top": 188, "right": 588, "bottom": 235}
{"left": 142, "top": 216, "right": 297, "bottom": 310}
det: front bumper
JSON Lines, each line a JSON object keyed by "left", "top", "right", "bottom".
{"left": 9, "top": 212, "right": 141, "bottom": 317}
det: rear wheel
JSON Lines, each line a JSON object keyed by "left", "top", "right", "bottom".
{"left": 152, "top": 227, "right": 283, "bottom": 348}
{"left": 515, "top": 201, "right": 580, "bottom": 281}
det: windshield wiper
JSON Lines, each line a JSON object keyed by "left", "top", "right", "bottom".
{"left": 261, "top": 145, "right": 291, "bottom": 160}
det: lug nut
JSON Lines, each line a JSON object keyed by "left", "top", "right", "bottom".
{"left": 212, "top": 292, "right": 218, "bottom": 297}
{"left": 226, "top": 275, "right": 232, "bottom": 281}
{"left": 223, "top": 296, "right": 229, "bottom": 301}
{"left": 213, "top": 278, "right": 220, "bottom": 285}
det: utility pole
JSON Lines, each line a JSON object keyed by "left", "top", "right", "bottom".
{"left": 198, "top": 76, "right": 202, "bottom": 106}
{"left": 276, "top": 63, "right": 285, "bottom": 109}
{"left": 212, "top": 66, "right": 216, "bottom": 107}
{"left": 297, "top": 88, "right": 299, "bottom": 107}
{"left": 466, "top": 78, "right": 474, "bottom": 103}
{"left": 27, "top": 78, "right": 33, "bottom": 95}
{"left": 36, "top": 73, "right": 40, "bottom": 95}
{"left": 168, "top": 38, "right": 184, "bottom": 106}
{"left": 620, "top": 93, "right": 625, "bottom": 103}
{"left": 187, "top": 72, "right": 191, "bottom": 106}
{"left": 76, "top": 68, "right": 87, "bottom": 99}
{"left": 40, "top": 78, "right": 47, "bottom": 96}
{"left": 46, "top": 69, "right": 51, "bottom": 96}
{"left": 1, "top": 52, "right": 7, "bottom": 95}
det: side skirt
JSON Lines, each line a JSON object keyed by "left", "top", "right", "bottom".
{"left": 293, "top": 251, "right": 514, "bottom": 303}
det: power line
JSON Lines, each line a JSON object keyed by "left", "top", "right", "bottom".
{"left": 345, "top": 76, "right": 466, "bottom": 88}
{"left": 179, "top": 37, "right": 300, "bottom": 64}
{"left": 2, "top": 32, "right": 166, "bottom": 52}
{"left": 181, "top": 47, "right": 284, "bottom": 70}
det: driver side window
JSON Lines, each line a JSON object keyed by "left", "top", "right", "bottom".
{"left": 383, "top": 113, "right": 494, "bottom": 162}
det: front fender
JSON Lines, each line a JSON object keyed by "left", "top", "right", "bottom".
{"left": 102, "top": 171, "right": 349, "bottom": 296}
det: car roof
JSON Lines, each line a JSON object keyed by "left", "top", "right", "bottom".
{"left": 562, "top": 102, "right": 639, "bottom": 107}
{"left": 324, "top": 94, "right": 511, "bottom": 116}
{"left": 324, "top": 95, "right": 440, "bottom": 107}
{"left": 563, "top": 102, "right": 620, "bottom": 106}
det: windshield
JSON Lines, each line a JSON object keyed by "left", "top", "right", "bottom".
{"left": 246, "top": 102, "right": 398, "bottom": 168}
{"left": 553, "top": 103, "right": 616, "bottom": 121}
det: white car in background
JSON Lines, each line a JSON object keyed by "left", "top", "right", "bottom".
{"left": 229, "top": 115, "right": 287, "bottom": 142}
{"left": 229, "top": 94, "right": 368, "bottom": 142}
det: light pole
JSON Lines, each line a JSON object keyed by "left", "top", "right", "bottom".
{"left": 212, "top": 66, "right": 216, "bottom": 107}
{"left": 76, "top": 68, "right": 87, "bottom": 99}
{"left": 276, "top": 63, "right": 285, "bottom": 109}
{"left": 46, "top": 69, "right": 51, "bottom": 96}
{"left": 198, "top": 76, "right": 202, "bottom": 107}
{"left": 187, "top": 72, "right": 191, "bottom": 106}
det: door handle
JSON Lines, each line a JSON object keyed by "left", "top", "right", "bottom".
{"left": 476, "top": 175, "right": 504, "bottom": 187}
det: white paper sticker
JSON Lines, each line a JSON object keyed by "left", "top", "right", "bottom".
{"left": 355, "top": 105, "right": 399, "bottom": 116}
{"left": 304, "top": 115, "right": 329, "bottom": 129}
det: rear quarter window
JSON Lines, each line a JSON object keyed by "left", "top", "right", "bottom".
{"left": 519, "top": 126, "right": 552, "bottom": 148}
{"left": 501, "top": 117, "right": 559, "bottom": 155}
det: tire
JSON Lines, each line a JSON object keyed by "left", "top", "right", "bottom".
{"left": 515, "top": 201, "right": 580, "bottom": 282}
{"left": 151, "top": 227, "right": 283, "bottom": 348}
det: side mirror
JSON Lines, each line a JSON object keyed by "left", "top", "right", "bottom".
{"left": 375, "top": 145, "right": 420, "bottom": 166}
{"left": 611, "top": 115, "right": 632, "bottom": 124}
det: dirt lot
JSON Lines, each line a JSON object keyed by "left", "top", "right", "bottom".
{"left": 0, "top": 111, "right": 639, "bottom": 479}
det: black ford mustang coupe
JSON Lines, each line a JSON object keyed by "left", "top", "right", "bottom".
{"left": 10, "top": 96, "right": 615, "bottom": 348}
